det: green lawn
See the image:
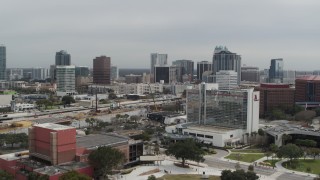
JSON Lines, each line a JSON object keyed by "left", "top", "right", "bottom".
{"left": 282, "top": 159, "right": 320, "bottom": 174}
{"left": 263, "top": 159, "right": 279, "bottom": 167}
{"left": 157, "top": 174, "right": 220, "bottom": 180}
{"left": 230, "top": 149, "right": 263, "bottom": 153}
{"left": 225, "top": 153, "right": 265, "bottom": 163}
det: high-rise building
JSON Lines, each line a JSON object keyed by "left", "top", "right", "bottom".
{"left": 213, "top": 46, "right": 241, "bottom": 84}
{"left": 125, "top": 74, "right": 142, "bottom": 84}
{"left": 75, "top": 66, "right": 90, "bottom": 77}
{"left": 93, "top": 56, "right": 111, "bottom": 84}
{"left": 0, "top": 45, "right": 6, "bottom": 80}
{"left": 55, "top": 50, "right": 71, "bottom": 66}
{"left": 269, "top": 58, "right": 283, "bottom": 83}
{"left": 111, "top": 65, "right": 118, "bottom": 80}
{"left": 197, "top": 61, "right": 212, "bottom": 81}
{"left": 32, "top": 67, "right": 48, "bottom": 80}
{"left": 154, "top": 65, "right": 177, "bottom": 84}
{"left": 150, "top": 53, "right": 167, "bottom": 82}
{"left": 6, "top": 68, "right": 23, "bottom": 81}
{"left": 283, "top": 70, "right": 296, "bottom": 84}
{"left": 172, "top": 60, "right": 194, "bottom": 82}
{"left": 56, "top": 65, "right": 76, "bottom": 96}
{"left": 187, "top": 83, "right": 259, "bottom": 130}
{"left": 215, "top": 70, "right": 238, "bottom": 90}
{"left": 241, "top": 66, "right": 259, "bottom": 82}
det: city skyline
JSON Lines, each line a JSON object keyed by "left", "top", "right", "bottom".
{"left": 0, "top": 0, "right": 319, "bottom": 70}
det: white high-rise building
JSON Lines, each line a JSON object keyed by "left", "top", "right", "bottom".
{"left": 111, "top": 65, "right": 118, "bottom": 80}
{"left": 56, "top": 65, "right": 76, "bottom": 96}
{"left": 215, "top": 70, "right": 238, "bottom": 90}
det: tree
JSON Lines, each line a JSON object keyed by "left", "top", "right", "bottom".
{"left": 245, "top": 133, "right": 250, "bottom": 145}
{"left": 258, "top": 128, "right": 264, "bottom": 136}
{"left": 265, "top": 152, "right": 272, "bottom": 160}
{"left": 108, "top": 92, "right": 117, "bottom": 100}
{"left": 129, "top": 115, "right": 141, "bottom": 123}
{"left": 282, "top": 134, "right": 292, "bottom": 145}
{"left": 309, "top": 148, "right": 320, "bottom": 160}
{"left": 147, "top": 175, "right": 157, "bottom": 180}
{"left": 221, "top": 169, "right": 258, "bottom": 180}
{"left": 88, "top": 146, "right": 125, "bottom": 178}
{"left": 0, "top": 170, "right": 14, "bottom": 180}
{"left": 248, "top": 165, "right": 254, "bottom": 172}
{"left": 165, "top": 139, "right": 204, "bottom": 167}
{"left": 269, "top": 144, "right": 278, "bottom": 168}
{"left": 62, "top": 96, "right": 75, "bottom": 105}
{"left": 59, "top": 171, "right": 91, "bottom": 180}
{"left": 277, "top": 144, "right": 303, "bottom": 164}
{"left": 28, "top": 172, "right": 49, "bottom": 180}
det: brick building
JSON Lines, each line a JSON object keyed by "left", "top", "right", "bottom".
{"left": 295, "top": 76, "right": 320, "bottom": 107}
{"left": 0, "top": 123, "right": 143, "bottom": 179}
{"left": 255, "top": 83, "right": 295, "bottom": 116}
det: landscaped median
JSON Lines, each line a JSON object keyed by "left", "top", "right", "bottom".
{"left": 282, "top": 159, "right": 320, "bottom": 174}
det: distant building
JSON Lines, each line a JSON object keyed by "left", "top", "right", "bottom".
{"left": 0, "top": 45, "right": 6, "bottom": 80}
{"left": 241, "top": 66, "right": 259, "bottom": 82}
{"left": 295, "top": 76, "right": 320, "bottom": 107}
{"left": 197, "top": 61, "right": 212, "bottom": 81}
{"left": 269, "top": 58, "right": 283, "bottom": 83}
{"left": 56, "top": 65, "right": 76, "bottom": 96}
{"left": 93, "top": 56, "right": 111, "bottom": 84}
{"left": 75, "top": 66, "right": 90, "bottom": 77}
{"left": 213, "top": 46, "right": 241, "bottom": 84}
{"left": 125, "top": 74, "right": 142, "bottom": 84}
{"left": 6, "top": 68, "right": 23, "bottom": 81}
{"left": 32, "top": 67, "right": 48, "bottom": 80}
{"left": 55, "top": 50, "right": 71, "bottom": 65}
{"left": 111, "top": 65, "right": 119, "bottom": 80}
{"left": 172, "top": 60, "right": 194, "bottom": 82}
{"left": 150, "top": 53, "right": 167, "bottom": 82}
{"left": 283, "top": 70, "right": 296, "bottom": 84}
{"left": 255, "top": 83, "right": 295, "bottom": 116}
{"left": 154, "top": 66, "right": 177, "bottom": 84}
{"left": 215, "top": 70, "right": 238, "bottom": 90}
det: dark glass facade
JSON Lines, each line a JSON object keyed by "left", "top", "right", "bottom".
{"left": 269, "top": 59, "right": 283, "bottom": 83}
{"left": 55, "top": 50, "right": 71, "bottom": 66}
{"left": 154, "top": 66, "right": 169, "bottom": 83}
{"left": 0, "top": 46, "right": 6, "bottom": 80}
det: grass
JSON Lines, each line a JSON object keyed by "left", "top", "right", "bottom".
{"left": 157, "top": 174, "right": 220, "bottom": 180}
{"left": 225, "top": 153, "right": 265, "bottom": 163}
{"left": 282, "top": 159, "right": 320, "bottom": 174}
{"left": 230, "top": 149, "right": 263, "bottom": 153}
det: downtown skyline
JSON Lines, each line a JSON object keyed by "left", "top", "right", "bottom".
{"left": 0, "top": 0, "right": 319, "bottom": 70}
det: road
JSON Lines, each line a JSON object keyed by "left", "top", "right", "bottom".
{"left": 204, "top": 150, "right": 314, "bottom": 180}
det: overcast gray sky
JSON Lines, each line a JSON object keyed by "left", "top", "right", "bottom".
{"left": 0, "top": 0, "right": 319, "bottom": 70}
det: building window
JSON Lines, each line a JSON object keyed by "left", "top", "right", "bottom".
{"left": 230, "top": 135, "right": 233, "bottom": 138}
{"left": 189, "top": 133, "right": 196, "bottom": 136}
{"left": 197, "top": 134, "right": 204, "bottom": 137}
{"left": 205, "top": 135, "right": 213, "bottom": 139}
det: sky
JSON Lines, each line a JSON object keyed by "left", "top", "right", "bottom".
{"left": 0, "top": 0, "right": 319, "bottom": 70}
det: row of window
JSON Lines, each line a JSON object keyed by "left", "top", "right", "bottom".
{"left": 186, "top": 132, "right": 213, "bottom": 139}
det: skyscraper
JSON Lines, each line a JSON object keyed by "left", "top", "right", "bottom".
{"left": 172, "top": 59, "right": 194, "bottom": 82}
{"left": 56, "top": 65, "right": 76, "bottom": 96}
{"left": 212, "top": 46, "right": 241, "bottom": 84}
{"left": 111, "top": 65, "right": 118, "bottom": 80}
{"left": 150, "top": 53, "right": 167, "bottom": 82}
{"left": 197, "top": 61, "right": 212, "bottom": 81}
{"left": 0, "top": 45, "right": 6, "bottom": 80}
{"left": 269, "top": 58, "right": 283, "bottom": 83}
{"left": 55, "top": 50, "right": 71, "bottom": 65}
{"left": 93, "top": 56, "right": 111, "bottom": 84}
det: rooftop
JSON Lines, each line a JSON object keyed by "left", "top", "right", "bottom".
{"left": 76, "top": 134, "right": 128, "bottom": 149}
{"left": 296, "top": 75, "right": 320, "bottom": 81}
{"left": 186, "top": 124, "right": 238, "bottom": 134}
{"left": 33, "top": 123, "right": 75, "bottom": 131}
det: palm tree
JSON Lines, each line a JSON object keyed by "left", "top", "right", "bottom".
{"left": 245, "top": 133, "right": 250, "bottom": 145}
